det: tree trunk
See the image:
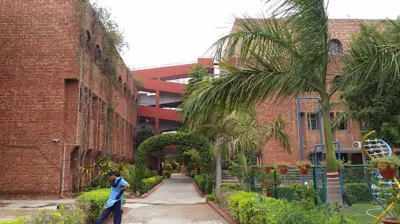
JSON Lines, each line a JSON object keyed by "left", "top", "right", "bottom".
{"left": 321, "top": 100, "right": 343, "bottom": 207}
{"left": 216, "top": 150, "right": 222, "bottom": 193}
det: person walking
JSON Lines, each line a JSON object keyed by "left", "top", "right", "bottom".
{"left": 96, "top": 171, "right": 130, "bottom": 224}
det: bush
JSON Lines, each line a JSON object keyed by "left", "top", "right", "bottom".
{"left": 344, "top": 183, "right": 372, "bottom": 204}
{"left": 206, "top": 194, "right": 216, "bottom": 202}
{"left": 163, "top": 171, "right": 171, "bottom": 178}
{"left": 228, "top": 191, "right": 355, "bottom": 224}
{"left": 194, "top": 174, "right": 212, "bottom": 194}
{"left": 219, "top": 183, "right": 242, "bottom": 192}
{"left": 123, "top": 164, "right": 136, "bottom": 185}
{"left": 150, "top": 169, "right": 158, "bottom": 177}
{"left": 19, "top": 203, "right": 89, "bottom": 224}
{"left": 141, "top": 176, "right": 163, "bottom": 193}
{"left": 190, "top": 170, "right": 196, "bottom": 178}
{"left": 76, "top": 188, "right": 110, "bottom": 222}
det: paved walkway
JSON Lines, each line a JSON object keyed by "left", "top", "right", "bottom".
{"left": 0, "top": 174, "right": 227, "bottom": 224}
{"left": 122, "top": 174, "right": 227, "bottom": 224}
{"left": 126, "top": 174, "right": 205, "bottom": 205}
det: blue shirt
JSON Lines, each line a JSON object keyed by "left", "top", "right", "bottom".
{"left": 105, "top": 177, "right": 128, "bottom": 208}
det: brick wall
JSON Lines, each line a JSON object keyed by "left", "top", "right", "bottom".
{"left": 0, "top": 0, "right": 137, "bottom": 198}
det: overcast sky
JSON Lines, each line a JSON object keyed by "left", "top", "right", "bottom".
{"left": 95, "top": 0, "right": 399, "bottom": 69}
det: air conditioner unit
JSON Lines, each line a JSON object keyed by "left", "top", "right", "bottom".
{"left": 353, "top": 141, "right": 362, "bottom": 148}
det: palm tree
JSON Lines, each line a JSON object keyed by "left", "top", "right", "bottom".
{"left": 180, "top": 0, "right": 343, "bottom": 203}
{"left": 181, "top": 97, "right": 290, "bottom": 192}
{"left": 343, "top": 20, "right": 400, "bottom": 90}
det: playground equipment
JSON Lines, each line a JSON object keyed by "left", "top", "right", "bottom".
{"left": 361, "top": 130, "right": 400, "bottom": 224}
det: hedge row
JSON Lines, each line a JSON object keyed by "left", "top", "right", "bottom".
{"left": 142, "top": 176, "right": 164, "bottom": 193}
{"left": 228, "top": 191, "right": 354, "bottom": 224}
{"left": 194, "top": 174, "right": 212, "bottom": 194}
{"left": 76, "top": 189, "right": 112, "bottom": 222}
{"left": 219, "top": 183, "right": 242, "bottom": 192}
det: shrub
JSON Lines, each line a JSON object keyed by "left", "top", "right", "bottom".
{"left": 227, "top": 191, "right": 355, "bottom": 224}
{"left": 206, "top": 194, "right": 216, "bottom": 202}
{"left": 141, "top": 176, "right": 163, "bottom": 193}
{"left": 194, "top": 174, "right": 212, "bottom": 194}
{"left": 344, "top": 183, "right": 372, "bottom": 204}
{"left": 21, "top": 203, "right": 89, "bottom": 224}
{"left": 163, "top": 171, "right": 171, "bottom": 178}
{"left": 76, "top": 188, "right": 110, "bottom": 222}
{"left": 190, "top": 170, "right": 196, "bottom": 178}
{"left": 150, "top": 169, "right": 158, "bottom": 177}
{"left": 219, "top": 183, "right": 242, "bottom": 192}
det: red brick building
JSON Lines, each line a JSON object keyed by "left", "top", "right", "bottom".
{"left": 0, "top": 1, "right": 138, "bottom": 198}
{"left": 230, "top": 19, "right": 385, "bottom": 165}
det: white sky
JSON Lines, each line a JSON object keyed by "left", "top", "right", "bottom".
{"left": 95, "top": 0, "right": 399, "bottom": 69}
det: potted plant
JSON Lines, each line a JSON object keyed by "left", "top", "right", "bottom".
{"left": 295, "top": 161, "right": 312, "bottom": 175}
{"left": 371, "top": 156, "right": 399, "bottom": 180}
{"left": 337, "top": 158, "right": 351, "bottom": 174}
{"left": 276, "top": 162, "right": 290, "bottom": 175}
{"left": 263, "top": 164, "right": 274, "bottom": 174}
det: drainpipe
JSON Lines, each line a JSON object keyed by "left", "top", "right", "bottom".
{"left": 62, "top": 141, "right": 66, "bottom": 197}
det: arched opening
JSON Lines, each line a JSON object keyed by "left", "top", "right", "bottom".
{"left": 329, "top": 39, "right": 342, "bottom": 54}
{"left": 69, "top": 147, "right": 80, "bottom": 192}
{"left": 86, "top": 30, "right": 91, "bottom": 46}
{"left": 333, "top": 75, "right": 341, "bottom": 89}
{"left": 134, "top": 133, "right": 213, "bottom": 194}
{"left": 94, "top": 44, "right": 102, "bottom": 63}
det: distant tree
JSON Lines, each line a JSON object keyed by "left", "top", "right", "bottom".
{"left": 135, "top": 125, "right": 155, "bottom": 148}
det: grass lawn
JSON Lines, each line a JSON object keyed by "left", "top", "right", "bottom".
{"left": 345, "top": 203, "right": 385, "bottom": 224}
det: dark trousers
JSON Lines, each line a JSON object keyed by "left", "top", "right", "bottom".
{"left": 96, "top": 200, "right": 122, "bottom": 224}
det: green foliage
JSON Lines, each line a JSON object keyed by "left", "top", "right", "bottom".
{"left": 371, "top": 156, "right": 399, "bottom": 168}
{"left": 342, "top": 20, "right": 400, "bottom": 146}
{"left": 121, "top": 164, "right": 136, "bottom": 191}
{"left": 163, "top": 171, "right": 172, "bottom": 178}
{"left": 219, "top": 183, "right": 242, "bottom": 192}
{"left": 228, "top": 191, "right": 355, "bottom": 224}
{"left": 134, "top": 133, "right": 213, "bottom": 194}
{"left": 135, "top": 125, "right": 155, "bottom": 148}
{"left": 91, "top": 3, "right": 129, "bottom": 53}
{"left": 190, "top": 170, "right": 196, "bottom": 178}
{"left": 76, "top": 188, "right": 110, "bottom": 222}
{"left": 194, "top": 174, "right": 212, "bottom": 194}
{"left": 343, "top": 183, "right": 372, "bottom": 204}
{"left": 206, "top": 194, "right": 216, "bottom": 202}
{"left": 14, "top": 204, "right": 89, "bottom": 224}
{"left": 141, "top": 176, "right": 163, "bottom": 193}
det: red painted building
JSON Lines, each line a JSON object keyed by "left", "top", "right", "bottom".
{"left": 131, "top": 58, "right": 215, "bottom": 133}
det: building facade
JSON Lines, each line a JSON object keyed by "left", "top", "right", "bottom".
{"left": 0, "top": 1, "right": 138, "bottom": 198}
{"left": 230, "top": 19, "right": 385, "bottom": 165}
{"left": 132, "top": 58, "right": 215, "bottom": 133}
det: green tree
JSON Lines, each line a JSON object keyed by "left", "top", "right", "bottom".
{"left": 180, "top": 0, "right": 343, "bottom": 203}
{"left": 136, "top": 125, "right": 155, "bottom": 148}
{"left": 342, "top": 20, "right": 400, "bottom": 147}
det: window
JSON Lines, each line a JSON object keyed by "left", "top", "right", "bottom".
{"left": 329, "top": 39, "right": 342, "bottom": 54}
{"left": 333, "top": 75, "right": 341, "bottom": 89}
{"left": 94, "top": 45, "right": 102, "bottom": 61}
{"left": 336, "top": 113, "right": 348, "bottom": 130}
{"left": 307, "top": 113, "right": 320, "bottom": 131}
